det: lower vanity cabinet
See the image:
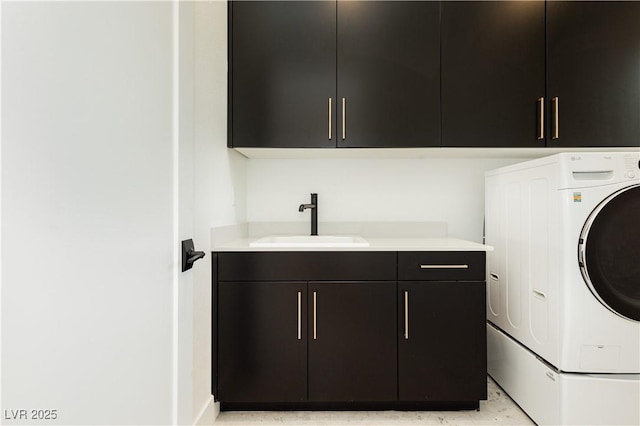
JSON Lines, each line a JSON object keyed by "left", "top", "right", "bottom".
{"left": 214, "top": 250, "right": 487, "bottom": 408}
{"left": 215, "top": 251, "right": 397, "bottom": 406}
{"left": 398, "top": 252, "right": 487, "bottom": 404}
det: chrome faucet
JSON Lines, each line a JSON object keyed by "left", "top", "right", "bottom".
{"left": 298, "top": 193, "right": 318, "bottom": 236}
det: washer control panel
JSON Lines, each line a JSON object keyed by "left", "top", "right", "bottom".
{"left": 623, "top": 154, "right": 640, "bottom": 180}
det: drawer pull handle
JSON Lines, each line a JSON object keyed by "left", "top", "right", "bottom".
{"left": 313, "top": 291, "right": 317, "bottom": 340}
{"left": 420, "top": 264, "right": 469, "bottom": 269}
{"left": 297, "top": 291, "right": 302, "bottom": 340}
{"left": 404, "top": 291, "right": 409, "bottom": 340}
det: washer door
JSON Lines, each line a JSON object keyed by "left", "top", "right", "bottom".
{"left": 579, "top": 184, "right": 640, "bottom": 321}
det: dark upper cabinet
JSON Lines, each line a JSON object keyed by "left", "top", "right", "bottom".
{"left": 441, "top": 1, "right": 546, "bottom": 147}
{"left": 547, "top": 1, "right": 640, "bottom": 147}
{"left": 229, "top": 1, "right": 439, "bottom": 149}
{"left": 442, "top": 0, "right": 640, "bottom": 148}
{"left": 337, "top": 1, "right": 440, "bottom": 147}
{"left": 217, "top": 281, "right": 308, "bottom": 403}
{"left": 229, "top": 1, "right": 337, "bottom": 148}
{"left": 308, "top": 281, "right": 397, "bottom": 402}
{"left": 230, "top": 1, "right": 640, "bottom": 150}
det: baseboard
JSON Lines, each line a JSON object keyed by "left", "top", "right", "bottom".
{"left": 194, "top": 395, "right": 219, "bottom": 426}
{"left": 220, "top": 401, "right": 480, "bottom": 411}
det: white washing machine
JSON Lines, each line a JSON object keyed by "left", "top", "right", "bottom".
{"left": 485, "top": 152, "right": 640, "bottom": 425}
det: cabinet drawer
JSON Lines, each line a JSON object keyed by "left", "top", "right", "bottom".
{"left": 218, "top": 252, "right": 396, "bottom": 282}
{"left": 398, "top": 251, "right": 485, "bottom": 281}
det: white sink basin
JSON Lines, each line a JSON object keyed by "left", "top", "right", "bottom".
{"left": 249, "top": 235, "right": 370, "bottom": 248}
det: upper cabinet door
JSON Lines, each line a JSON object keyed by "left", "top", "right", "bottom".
{"left": 337, "top": 1, "right": 440, "bottom": 148}
{"left": 229, "top": 1, "right": 337, "bottom": 148}
{"left": 547, "top": 1, "right": 640, "bottom": 147}
{"left": 441, "top": 1, "right": 545, "bottom": 147}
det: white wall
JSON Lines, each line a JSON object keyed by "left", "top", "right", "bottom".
{"left": 192, "top": 1, "right": 246, "bottom": 423}
{"left": 246, "top": 157, "right": 528, "bottom": 242}
{"left": 177, "top": 2, "right": 196, "bottom": 424}
{"left": 1, "top": 2, "right": 175, "bottom": 424}
{"left": 2, "top": 2, "right": 244, "bottom": 424}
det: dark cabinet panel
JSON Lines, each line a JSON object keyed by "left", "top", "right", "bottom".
{"left": 308, "top": 281, "right": 397, "bottom": 402}
{"left": 443, "top": 0, "right": 639, "bottom": 148}
{"left": 547, "top": 1, "right": 640, "bottom": 147}
{"left": 218, "top": 252, "right": 396, "bottom": 282}
{"left": 218, "top": 281, "right": 307, "bottom": 402}
{"left": 398, "top": 281, "right": 486, "bottom": 402}
{"left": 229, "top": 1, "right": 337, "bottom": 148}
{"left": 442, "top": 1, "right": 545, "bottom": 147}
{"left": 337, "top": 1, "right": 440, "bottom": 147}
{"left": 229, "top": 1, "right": 439, "bottom": 149}
{"left": 398, "top": 251, "right": 486, "bottom": 281}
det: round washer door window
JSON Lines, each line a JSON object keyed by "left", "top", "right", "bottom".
{"left": 579, "top": 184, "right": 640, "bottom": 322}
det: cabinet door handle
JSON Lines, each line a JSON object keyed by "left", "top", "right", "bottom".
{"left": 537, "top": 97, "right": 544, "bottom": 140}
{"left": 313, "top": 291, "right": 317, "bottom": 340}
{"left": 490, "top": 272, "right": 500, "bottom": 281}
{"left": 552, "top": 96, "right": 559, "bottom": 140}
{"left": 297, "top": 291, "right": 302, "bottom": 340}
{"left": 328, "top": 98, "right": 332, "bottom": 140}
{"left": 341, "top": 97, "right": 346, "bottom": 140}
{"left": 404, "top": 291, "right": 409, "bottom": 340}
{"left": 420, "top": 264, "right": 469, "bottom": 269}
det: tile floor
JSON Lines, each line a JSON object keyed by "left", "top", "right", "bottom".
{"left": 215, "top": 377, "right": 535, "bottom": 425}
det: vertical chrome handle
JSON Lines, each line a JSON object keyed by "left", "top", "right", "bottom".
{"left": 313, "top": 291, "right": 317, "bottom": 340}
{"left": 297, "top": 291, "right": 302, "bottom": 340}
{"left": 552, "top": 96, "right": 559, "bottom": 140}
{"left": 341, "top": 97, "right": 346, "bottom": 140}
{"left": 404, "top": 291, "right": 409, "bottom": 340}
{"left": 537, "top": 97, "right": 544, "bottom": 140}
{"left": 328, "top": 98, "right": 332, "bottom": 140}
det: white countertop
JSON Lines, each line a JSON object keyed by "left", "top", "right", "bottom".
{"left": 212, "top": 237, "right": 492, "bottom": 252}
